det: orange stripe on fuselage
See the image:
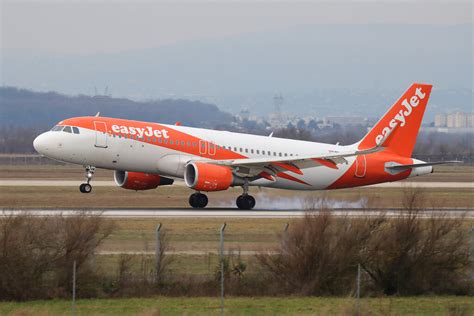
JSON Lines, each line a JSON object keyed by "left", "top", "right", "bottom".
{"left": 60, "top": 116, "right": 247, "bottom": 161}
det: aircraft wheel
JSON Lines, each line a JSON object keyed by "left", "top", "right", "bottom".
{"left": 79, "top": 183, "right": 92, "bottom": 193}
{"left": 189, "top": 193, "right": 208, "bottom": 208}
{"left": 236, "top": 195, "right": 255, "bottom": 210}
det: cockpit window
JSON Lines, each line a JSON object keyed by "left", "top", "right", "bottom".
{"left": 72, "top": 127, "right": 80, "bottom": 134}
{"left": 63, "top": 126, "right": 72, "bottom": 133}
{"left": 51, "top": 125, "right": 63, "bottom": 132}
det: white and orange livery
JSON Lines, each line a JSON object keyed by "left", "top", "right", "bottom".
{"left": 33, "top": 83, "right": 454, "bottom": 209}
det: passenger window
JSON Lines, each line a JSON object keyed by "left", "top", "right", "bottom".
{"left": 279, "top": 152, "right": 282, "bottom": 157}
{"left": 284, "top": 153, "right": 288, "bottom": 157}
{"left": 240, "top": 148, "right": 243, "bottom": 152}
{"left": 159, "top": 138, "right": 163, "bottom": 143}
{"left": 182, "top": 141, "right": 185, "bottom": 146}
{"left": 245, "top": 148, "right": 248, "bottom": 153}
{"left": 192, "top": 142, "right": 197, "bottom": 147}
{"left": 273, "top": 152, "right": 277, "bottom": 156}
{"left": 72, "top": 127, "right": 79, "bottom": 134}
{"left": 170, "top": 140, "right": 174, "bottom": 145}
{"left": 251, "top": 149, "right": 254, "bottom": 154}
{"left": 256, "top": 150, "right": 260, "bottom": 154}
{"left": 63, "top": 126, "right": 72, "bottom": 133}
{"left": 234, "top": 147, "right": 237, "bottom": 152}
{"left": 187, "top": 141, "right": 191, "bottom": 147}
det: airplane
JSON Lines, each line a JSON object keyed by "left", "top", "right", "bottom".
{"left": 33, "top": 83, "right": 456, "bottom": 210}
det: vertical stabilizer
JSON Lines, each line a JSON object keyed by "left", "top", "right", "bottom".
{"left": 358, "top": 83, "right": 432, "bottom": 157}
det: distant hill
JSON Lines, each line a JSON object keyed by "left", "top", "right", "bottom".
{"left": 0, "top": 87, "right": 233, "bottom": 129}
{"left": 2, "top": 24, "right": 472, "bottom": 118}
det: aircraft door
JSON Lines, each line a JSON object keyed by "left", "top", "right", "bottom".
{"left": 199, "top": 140, "right": 207, "bottom": 156}
{"left": 198, "top": 140, "right": 216, "bottom": 157}
{"left": 94, "top": 121, "right": 108, "bottom": 148}
{"left": 355, "top": 154, "right": 366, "bottom": 178}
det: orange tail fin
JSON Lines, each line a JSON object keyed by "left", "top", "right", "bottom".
{"left": 358, "top": 83, "right": 432, "bottom": 157}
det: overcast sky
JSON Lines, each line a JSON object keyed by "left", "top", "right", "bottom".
{"left": 1, "top": 1, "right": 472, "bottom": 58}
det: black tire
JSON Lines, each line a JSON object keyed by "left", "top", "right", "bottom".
{"left": 196, "top": 193, "right": 208, "bottom": 208}
{"left": 189, "top": 193, "right": 199, "bottom": 208}
{"left": 236, "top": 195, "right": 255, "bottom": 210}
{"left": 247, "top": 195, "right": 256, "bottom": 209}
{"left": 79, "top": 183, "right": 85, "bottom": 193}
{"left": 189, "top": 193, "right": 208, "bottom": 208}
{"left": 236, "top": 195, "right": 244, "bottom": 209}
{"left": 82, "top": 183, "right": 92, "bottom": 193}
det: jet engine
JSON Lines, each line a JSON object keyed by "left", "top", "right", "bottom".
{"left": 114, "top": 170, "right": 174, "bottom": 190}
{"left": 184, "top": 162, "right": 243, "bottom": 192}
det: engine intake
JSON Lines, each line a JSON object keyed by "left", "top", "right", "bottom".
{"left": 114, "top": 170, "right": 173, "bottom": 190}
{"left": 184, "top": 162, "right": 242, "bottom": 192}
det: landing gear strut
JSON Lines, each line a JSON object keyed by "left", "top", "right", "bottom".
{"left": 189, "top": 192, "right": 208, "bottom": 208}
{"left": 79, "top": 166, "right": 95, "bottom": 193}
{"left": 236, "top": 179, "right": 256, "bottom": 210}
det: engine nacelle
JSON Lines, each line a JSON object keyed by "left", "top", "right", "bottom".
{"left": 184, "top": 162, "right": 243, "bottom": 192}
{"left": 114, "top": 170, "right": 174, "bottom": 190}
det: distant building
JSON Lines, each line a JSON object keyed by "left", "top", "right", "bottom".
{"left": 429, "top": 111, "right": 473, "bottom": 133}
{"left": 446, "top": 113, "right": 455, "bottom": 128}
{"left": 434, "top": 114, "right": 447, "bottom": 127}
{"left": 468, "top": 113, "right": 474, "bottom": 128}
{"left": 440, "top": 112, "right": 472, "bottom": 128}
{"left": 455, "top": 112, "right": 467, "bottom": 128}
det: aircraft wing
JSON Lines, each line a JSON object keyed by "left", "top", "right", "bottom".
{"left": 193, "top": 145, "right": 381, "bottom": 180}
{"left": 189, "top": 123, "right": 399, "bottom": 180}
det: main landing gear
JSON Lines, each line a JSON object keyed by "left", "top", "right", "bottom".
{"left": 79, "top": 166, "right": 95, "bottom": 193}
{"left": 236, "top": 179, "right": 255, "bottom": 210}
{"left": 188, "top": 179, "right": 256, "bottom": 210}
{"left": 189, "top": 192, "right": 208, "bottom": 208}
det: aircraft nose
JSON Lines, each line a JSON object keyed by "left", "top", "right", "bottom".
{"left": 33, "top": 133, "right": 49, "bottom": 154}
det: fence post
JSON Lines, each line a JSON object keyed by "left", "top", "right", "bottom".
{"left": 282, "top": 223, "right": 289, "bottom": 254}
{"left": 72, "top": 260, "right": 76, "bottom": 316}
{"left": 471, "top": 226, "right": 474, "bottom": 280}
{"left": 220, "top": 223, "right": 227, "bottom": 316}
{"left": 155, "top": 223, "right": 162, "bottom": 283}
{"left": 356, "top": 263, "right": 361, "bottom": 316}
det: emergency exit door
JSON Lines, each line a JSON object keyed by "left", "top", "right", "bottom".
{"left": 355, "top": 155, "right": 366, "bottom": 178}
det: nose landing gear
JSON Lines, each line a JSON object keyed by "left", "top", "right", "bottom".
{"left": 79, "top": 166, "right": 95, "bottom": 193}
{"left": 189, "top": 192, "right": 208, "bottom": 208}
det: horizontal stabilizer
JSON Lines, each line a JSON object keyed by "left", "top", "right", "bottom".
{"left": 386, "top": 161, "right": 462, "bottom": 171}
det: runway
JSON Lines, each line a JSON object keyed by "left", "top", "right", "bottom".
{"left": 2, "top": 208, "right": 473, "bottom": 219}
{"left": 0, "top": 179, "right": 473, "bottom": 188}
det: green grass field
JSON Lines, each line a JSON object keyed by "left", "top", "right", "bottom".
{"left": 0, "top": 296, "right": 472, "bottom": 316}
